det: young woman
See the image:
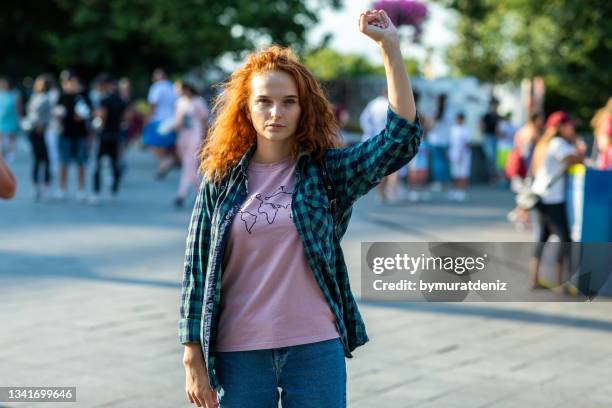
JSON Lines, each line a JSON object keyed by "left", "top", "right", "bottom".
{"left": 174, "top": 81, "right": 209, "bottom": 208}
{"left": 179, "top": 10, "right": 422, "bottom": 408}
{"left": 24, "top": 74, "right": 54, "bottom": 200}
{"left": 529, "top": 111, "right": 584, "bottom": 292}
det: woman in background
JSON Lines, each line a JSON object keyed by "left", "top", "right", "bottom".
{"left": 24, "top": 75, "right": 54, "bottom": 200}
{"left": 529, "top": 111, "right": 585, "bottom": 292}
{"left": 174, "top": 81, "right": 209, "bottom": 208}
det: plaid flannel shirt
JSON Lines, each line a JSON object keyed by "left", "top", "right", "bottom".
{"left": 179, "top": 106, "right": 422, "bottom": 391}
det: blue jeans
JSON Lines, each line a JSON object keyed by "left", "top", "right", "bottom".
{"left": 482, "top": 134, "right": 497, "bottom": 178}
{"left": 59, "top": 137, "right": 88, "bottom": 166}
{"left": 216, "top": 338, "right": 346, "bottom": 407}
{"left": 430, "top": 145, "right": 450, "bottom": 183}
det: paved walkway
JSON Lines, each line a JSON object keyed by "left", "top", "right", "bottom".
{"left": 1, "top": 147, "right": 611, "bottom": 407}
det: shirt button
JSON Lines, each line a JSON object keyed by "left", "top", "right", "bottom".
{"left": 225, "top": 214, "right": 232, "bottom": 220}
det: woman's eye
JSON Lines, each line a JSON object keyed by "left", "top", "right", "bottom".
{"left": 284, "top": 100, "right": 296, "bottom": 104}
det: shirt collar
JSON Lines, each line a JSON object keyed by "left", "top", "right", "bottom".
{"left": 237, "top": 143, "right": 313, "bottom": 177}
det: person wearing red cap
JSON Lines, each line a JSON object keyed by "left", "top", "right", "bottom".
{"left": 528, "top": 111, "right": 585, "bottom": 292}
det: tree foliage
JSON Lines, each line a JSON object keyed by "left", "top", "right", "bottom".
{"left": 0, "top": 0, "right": 341, "bottom": 80}
{"left": 304, "top": 48, "right": 420, "bottom": 81}
{"left": 436, "top": 0, "right": 611, "bottom": 119}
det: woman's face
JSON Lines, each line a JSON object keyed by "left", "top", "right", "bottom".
{"left": 248, "top": 70, "right": 301, "bottom": 145}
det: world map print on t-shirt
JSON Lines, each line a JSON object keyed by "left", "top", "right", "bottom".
{"left": 239, "top": 185, "right": 294, "bottom": 234}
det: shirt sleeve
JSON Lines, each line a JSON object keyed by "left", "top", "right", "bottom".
{"left": 326, "top": 106, "right": 423, "bottom": 206}
{"left": 179, "top": 179, "right": 214, "bottom": 344}
{"left": 550, "top": 138, "right": 575, "bottom": 162}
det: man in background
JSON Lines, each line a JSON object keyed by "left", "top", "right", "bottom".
{"left": 481, "top": 98, "right": 501, "bottom": 182}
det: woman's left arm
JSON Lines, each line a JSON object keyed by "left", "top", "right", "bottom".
{"left": 325, "top": 9, "right": 422, "bottom": 206}
{"left": 367, "top": 10, "right": 416, "bottom": 121}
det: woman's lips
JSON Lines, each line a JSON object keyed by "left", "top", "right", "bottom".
{"left": 267, "top": 124, "right": 286, "bottom": 131}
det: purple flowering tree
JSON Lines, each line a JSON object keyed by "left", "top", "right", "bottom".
{"left": 372, "top": 0, "right": 428, "bottom": 41}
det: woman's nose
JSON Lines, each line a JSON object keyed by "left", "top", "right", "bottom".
{"left": 270, "top": 104, "right": 283, "bottom": 118}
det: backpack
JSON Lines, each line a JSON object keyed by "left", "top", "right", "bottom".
{"left": 505, "top": 147, "right": 528, "bottom": 179}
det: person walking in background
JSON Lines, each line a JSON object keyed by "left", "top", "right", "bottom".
{"left": 173, "top": 81, "right": 209, "bottom": 208}
{"left": 144, "top": 68, "right": 177, "bottom": 179}
{"left": 0, "top": 77, "right": 22, "bottom": 162}
{"left": 506, "top": 112, "right": 545, "bottom": 230}
{"left": 90, "top": 74, "right": 127, "bottom": 204}
{"left": 406, "top": 128, "right": 430, "bottom": 202}
{"left": 481, "top": 98, "right": 501, "bottom": 182}
{"left": 0, "top": 154, "right": 16, "bottom": 199}
{"left": 23, "top": 74, "right": 54, "bottom": 201}
{"left": 332, "top": 103, "right": 350, "bottom": 148}
{"left": 428, "top": 93, "right": 452, "bottom": 193}
{"left": 360, "top": 87, "right": 399, "bottom": 203}
{"left": 117, "top": 78, "right": 138, "bottom": 147}
{"left": 590, "top": 98, "right": 612, "bottom": 170}
{"left": 44, "top": 75, "right": 62, "bottom": 181}
{"left": 180, "top": 10, "right": 422, "bottom": 407}
{"left": 55, "top": 71, "right": 92, "bottom": 201}
{"left": 514, "top": 112, "right": 545, "bottom": 170}
{"left": 529, "top": 111, "right": 585, "bottom": 293}
{"left": 448, "top": 112, "right": 471, "bottom": 202}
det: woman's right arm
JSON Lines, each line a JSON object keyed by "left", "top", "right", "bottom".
{"left": 180, "top": 180, "right": 218, "bottom": 407}
{"left": 183, "top": 343, "right": 218, "bottom": 407}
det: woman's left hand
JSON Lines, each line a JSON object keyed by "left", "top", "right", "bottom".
{"left": 359, "top": 9, "right": 398, "bottom": 46}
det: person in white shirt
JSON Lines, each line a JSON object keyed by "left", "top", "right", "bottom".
{"left": 529, "top": 111, "right": 585, "bottom": 293}
{"left": 144, "top": 68, "right": 178, "bottom": 178}
{"left": 359, "top": 88, "right": 399, "bottom": 203}
{"left": 428, "top": 94, "right": 452, "bottom": 192}
{"left": 448, "top": 113, "right": 471, "bottom": 201}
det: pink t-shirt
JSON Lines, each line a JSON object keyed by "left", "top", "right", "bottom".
{"left": 216, "top": 157, "right": 339, "bottom": 352}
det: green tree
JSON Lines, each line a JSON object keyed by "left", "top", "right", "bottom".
{"left": 436, "top": 0, "right": 611, "bottom": 120}
{"left": 0, "top": 0, "right": 341, "bottom": 80}
{"left": 304, "top": 48, "right": 420, "bottom": 80}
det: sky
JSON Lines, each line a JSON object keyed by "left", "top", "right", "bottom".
{"left": 307, "top": 0, "right": 458, "bottom": 76}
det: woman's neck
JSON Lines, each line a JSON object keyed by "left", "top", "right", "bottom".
{"left": 252, "top": 140, "right": 293, "bottom": 164}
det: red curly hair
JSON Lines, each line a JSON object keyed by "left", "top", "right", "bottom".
{"left": 198, "top": 45, "right": 340, "bottom": 183}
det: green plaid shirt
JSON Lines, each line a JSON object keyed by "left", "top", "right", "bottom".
{"left": 179, "top": 107, "right": 422, "bottom": 391}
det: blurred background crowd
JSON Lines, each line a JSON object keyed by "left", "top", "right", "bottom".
{"left": 0, "top": 0, "right": 610, "bottom": 240}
